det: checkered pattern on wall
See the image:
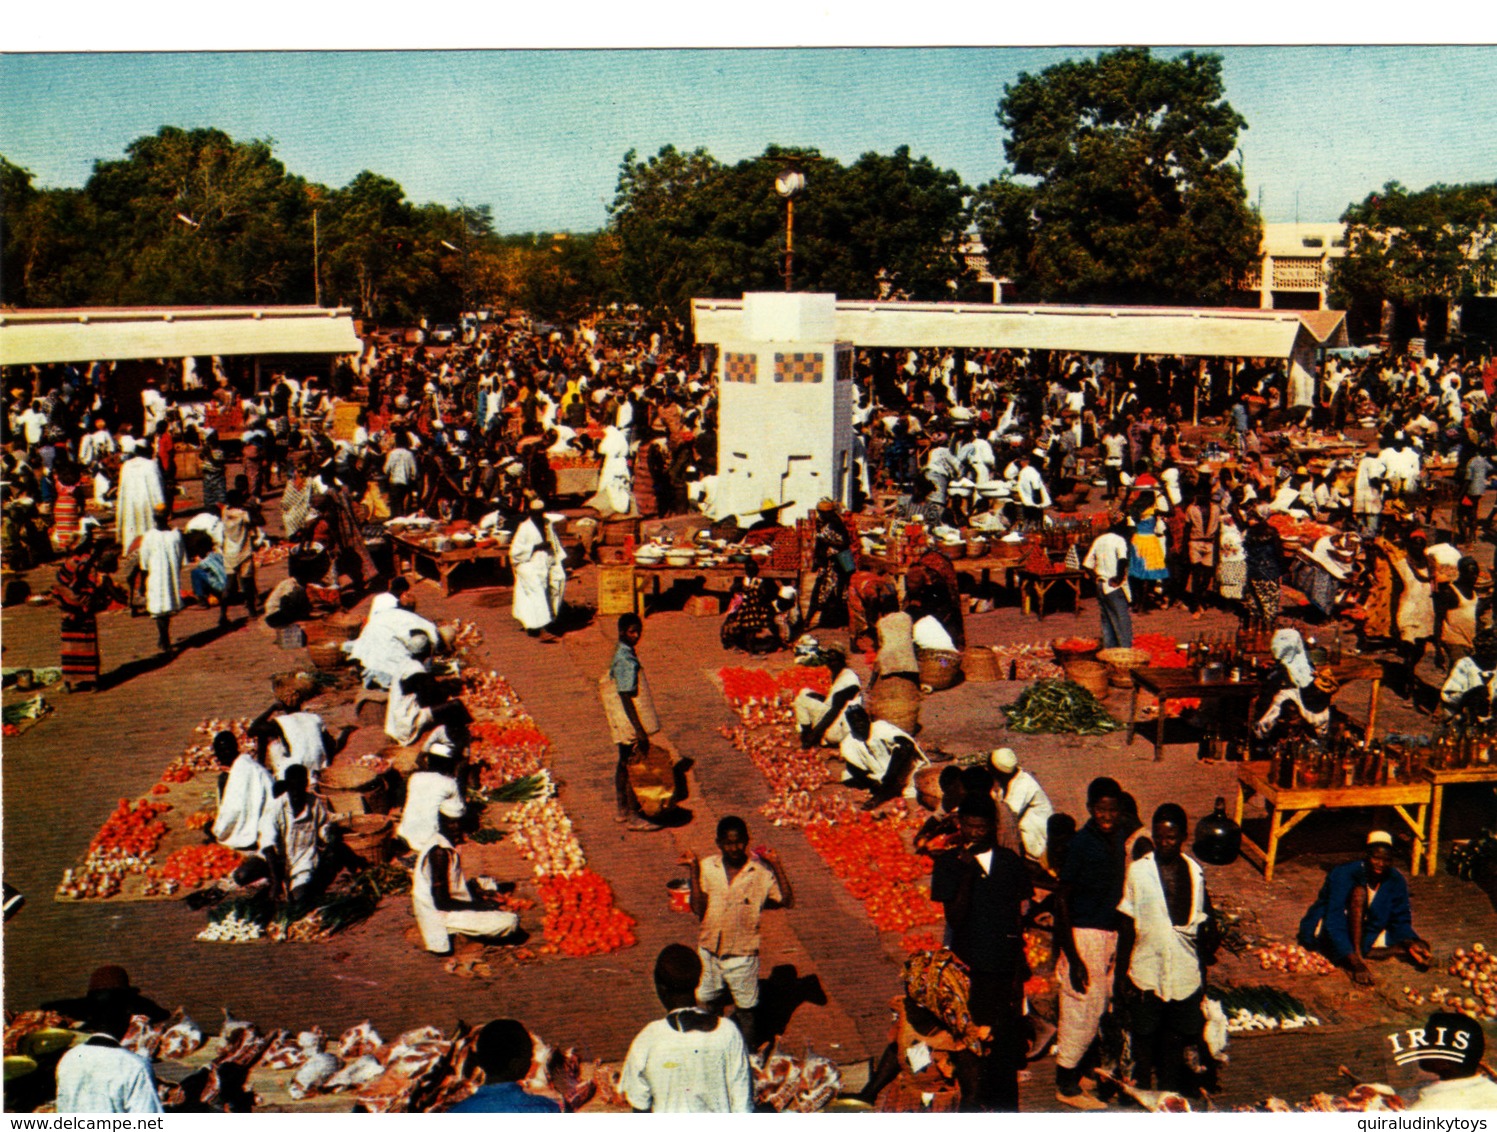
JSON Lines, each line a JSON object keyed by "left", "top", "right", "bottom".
{"left": 773, "top": 352, "right": 824, "bottom": 383}
{"left": 723, "top": 352, "right": 757, "bottom": 383}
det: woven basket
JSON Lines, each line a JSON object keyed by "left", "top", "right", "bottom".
{"left": 1063, "top": 659, "right": 1112, "bottom": 700}
{"left": 306, "top": 640, "right": 346, "bottom": 671}
{"left": 379, "top": 744, "right": 422, "bottom": 776}
{"left": 1097, "top": 646, "right": 1152, "bottom": 688}
{"left": 918, "top": 649, "right": 963, "bottom": 692}
{"left": 303, "top": 617, "right": 358, "bottom": 647}
{"left": 913, "top": 765, "right": 944, "bottom": 810}
{"left": 965, "top": 537, "right": 989, "bottom": 559}
{"left": 269, "top": 670, "right": 317, "bottom": 708}
{"left": 962, "top": 646, "right": 1000, "bottom": 683}
{"left": 319, "top": 762, "right": 390, "bottom": 816}
{"left": 1051, "top": 637, "right": 1102, "bottom": 664}
{"left": 341, "top": 814, "right": 394, "bottom": 865}
{"left": 867, "top": 676, "right": 922, "bottom": 734}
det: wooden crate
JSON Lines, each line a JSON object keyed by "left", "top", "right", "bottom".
{"left": 685, "top": 594, "right": 723, "bottom": 617}
{"left": 598, "top": 565, "right": 641, "bottom": 616}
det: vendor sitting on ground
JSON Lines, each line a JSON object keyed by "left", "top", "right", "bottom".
{"left": 719, "top": 559, "right": 779, "bottom": 654}
{"left": 210, "top": 730, "right": 274, "bottom": 853}
{"left": 1299, "top": 830, "right": 1431, "bottom": 986}
{"left": 256, "top": 765, "right": 336, "bottom": 905}
{"left": 395, "top": 742, "right": 466, "bottom": 856}
{"left": 1253, "top": 628, "right": 1337, "bottom": 740}
{"left": 1441, "top": 628, "right": 1497, "bottom": 723}
{"left": 252, "top": 705, "right": 335, "bottom": 784}
{"left": 412, "top": 809, "right": 520, "bottom": 955}
{"left": 793, "top": 648, "right": 862, "bottom": 748}
{"left": 839, "top": 705, "right": 926, "bottom": 809}
{"left": 347, "top": 583, "right": 440, "bottom": 689}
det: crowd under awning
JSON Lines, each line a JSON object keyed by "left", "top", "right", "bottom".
{"left": 0, "top": 306, "right": 363, "bottom": 367}
{"left": 693, "top": 297, "right": 1349, "bottom": 360}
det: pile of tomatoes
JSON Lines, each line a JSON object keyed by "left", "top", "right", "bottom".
{"left": 719, "top": 667, "right": 780, "bottom": 708}
{"left": 143, "top": 845, "right": 243, "bottom": 895}
{"left": 536, "top": 869, "right": 637, "bottom": 957}
{"left": 186, "top": 810, "right": 215, "bottom": 830}
{"left": 803, "top": 812, "right": 944, "bottom": 934}
{"left": 90, "top": 799, "right": 171, "bottom": 857}
{"left": 468, "top": 720, "right": 550, "bottom": 790}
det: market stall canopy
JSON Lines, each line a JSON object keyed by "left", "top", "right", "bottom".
{"left": 693, "top": 298, "right": 1349, "bottom": 360}
{"left": 0, "top": 306, "right": 362, "bottom": 366}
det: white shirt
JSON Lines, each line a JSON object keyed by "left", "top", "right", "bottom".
{"left": 1017, "top": 465, "right": 1051, "bottom": 508}
{"left": 912, "top": 615, "right": 956, "bottom": 652}
{"left": 257, "top": 793, "right": 331, "bottom": 889}
{"left": 619, "top": 1015, "right": 752, "bottom": 1113}
{"left": 999, "top": 769, "right": 1054, "bottom": 861}
{"left": 1411, "top": 1074, "right": 1497, "bottom": 1110}
{"left": 385, "top": 659, "right": 433, "bottom": 746}
{"left": 1118, "top": 853, "right": 1208, "bottom": 1001}
{"left": 212, "top": 753, "right": 275, "bottom": 851}
{"left": 1084, "top": 532, "right": 1131, "bottom": 595}
{"left": 396, "top": 771, "right": 465, "bottom": 855}
{"left": 56, "top": 1041, "right": 163, "bottom": 1113}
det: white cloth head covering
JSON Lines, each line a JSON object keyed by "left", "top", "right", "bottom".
{"left": 990, "top": 748, "right": 1019, "bottom": 773}
{"left": 1271, "top": 628, "right": 1316, "bottom": 689}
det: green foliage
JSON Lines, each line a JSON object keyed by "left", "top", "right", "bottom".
{"left": 605, "top": 143, "right": 976, "bottom": 322}
{"left": 1331, "top": 180, "right": 1497, "bottom": 318}
{"left": 974, "top": 47, "right": 1261, "bottom": 306}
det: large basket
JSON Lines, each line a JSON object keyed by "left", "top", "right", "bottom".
{"left": 918, "top": 649, "right": 963, "bottom": 692}
{"left": 303, "top": 617, "right": 358, "bottom": 647}
{"left": 1063, "top": 659, "right": 1112, "bottom": 701}
{"left": 269, "top": 670, "right": 318, "bottom": 709}
{"left": 319, "top": 762, "right": 390, "bottom": 816}
{"left": 1097, "top": 647, "right": 1153, "bottom": 688}
{"left": 1051, "top": 636, "right": 1102, "bottom": 664}
{"left": 379, "top": 744, "right": 422, "bottom": 776}
{"left": 306, "top": 640, "right": 346, "bottom": 671}
{"left": 913, "top": 765, "right": 944, "bottom": 810}
{"left": 867, "top": 676, "right": 922, "bottom": 734}
{"left": 961, "top": 646, "right": 1000, "bottom": 683}
{"left": 341, "top": 813, "right": 394, "bottom": 865}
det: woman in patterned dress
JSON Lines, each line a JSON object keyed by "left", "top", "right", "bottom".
{"left": 52, "top": 527, "right": 122, "bottom": 692}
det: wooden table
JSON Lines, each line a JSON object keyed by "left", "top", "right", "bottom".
{"left": 390, "top": 533, "right": 510, "bottom": 598}
{"left": 1235, "top": 760, "right": 1428, "bottom": 882}
{"left": 1419, "top": 764, "right": 1497, "bottom": 876}
{"left": 1126, "top": 668, "right": 1263, "bottom": 762}
{"left": 1015, "top": 567, "right": 1087, "bottom": 619}
{"left": 632, "top": 563, "right": 797, "bottom": 614}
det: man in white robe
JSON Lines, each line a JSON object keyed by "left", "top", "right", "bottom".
{"left": 264, "top": 710, "right": 330, "bottom": 783}
{"left": 396, "top": 745, "right": 466, "bottom": 855}
{"left": 594, "top": 424, "right": 635, "bottom": 516}
{"left": 346, "top": 592, "right": 438, "bottom": 688}
{"left": 510, "top": 500, "right": 566, "bottom": 637}
{"left": 211, "top": 731, "right": 275, "bottom": 851}
{"left": 115, "top": 437, "right": 164, "bottom": 555}
{"left": 990, "top": 748, "right": 1055, "bottom": 863}
{"left": 412, "top": 811, "right": 519, "bottom": 953}
{"left": 56, "top": 1033, "right": 163, "bottom": 1114}
{"left": 137, "top": 506, "right": 183, "bottom": 654}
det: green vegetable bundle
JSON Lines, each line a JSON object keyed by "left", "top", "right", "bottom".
{"left": 1001, "top": 679, "right": 1118, "bottom": 735}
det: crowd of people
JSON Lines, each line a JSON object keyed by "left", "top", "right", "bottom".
{"left": 6, "top": 315, "right": 1497, "bottom": 1113}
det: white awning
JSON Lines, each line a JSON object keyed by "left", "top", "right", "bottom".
{"left": 693, "top": 298, "right": 1348, "bottom": 359}
{"left": 0, "top": 306, "right": 363, "bottom": 366}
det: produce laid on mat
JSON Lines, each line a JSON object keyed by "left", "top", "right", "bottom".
{"left": 6, "top": 1007, "right": 611, "bottom": 1112}
{"left": 55, "top": 718, "right": 251, "bottom": 901}
{"left": 2, "top": 693, "right": 54, "bottom": 737}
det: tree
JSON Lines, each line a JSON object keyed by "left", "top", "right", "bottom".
{"left": 974, "top": 47, "right": 1261, "bottom": 306}
{"left": 320, "top": 171, "right": 437, "bottom": 322}
{"left": 1331, "top": 180, "right": 1497, "bottom": 338}
{"left": 80, "top": 126, "right": 316, "bottom": 305}
{"left": 606, "top": 143, "right": 975, "bottom": 322}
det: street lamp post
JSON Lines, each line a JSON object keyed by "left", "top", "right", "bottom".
{"left": 775, "top": 169, "right": 806, "bottom": 292}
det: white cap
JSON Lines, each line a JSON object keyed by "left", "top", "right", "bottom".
{"left": 990, "top": 748, "right": 1019, "bottom": 773}
{"left": 1366, "top": 830, "right": 1393, "bottom": 848}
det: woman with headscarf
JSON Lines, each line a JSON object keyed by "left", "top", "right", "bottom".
{"left": 906, "top": 546, "right": 966, "bottom": 650}
{"left": 1254, "top": 628, "right": 1337, "bottom": 739}
{"left": 805, "top": 499, "right": 855, "bottom": 631}
{"left": 1126, "top": 482, "right": 1171, "bottom": 611}
{"left": 1242, "top": 510, "right": 1284, "bottom": 629}
{"left": 53, "top": 524, "right": 122, "bottom": 692}
{"left": 720, "top": 559, "right": 779, "bottom": 654}
{"left": 510, "top": 499, "right": 567, "bottom": 639}
{"left": 1215, "top": 508, "right": 1247, "bottom": 607}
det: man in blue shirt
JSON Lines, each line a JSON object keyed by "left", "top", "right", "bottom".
{"left": 445, "top": 1019, "right": 559, "bottom": 1113}
{"left": 1299, "top": 831, "right": 1431, "bottom": 986}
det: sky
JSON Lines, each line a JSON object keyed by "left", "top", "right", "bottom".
{"left": 2, "top": 45, "right": 1495, "bottom": 235}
